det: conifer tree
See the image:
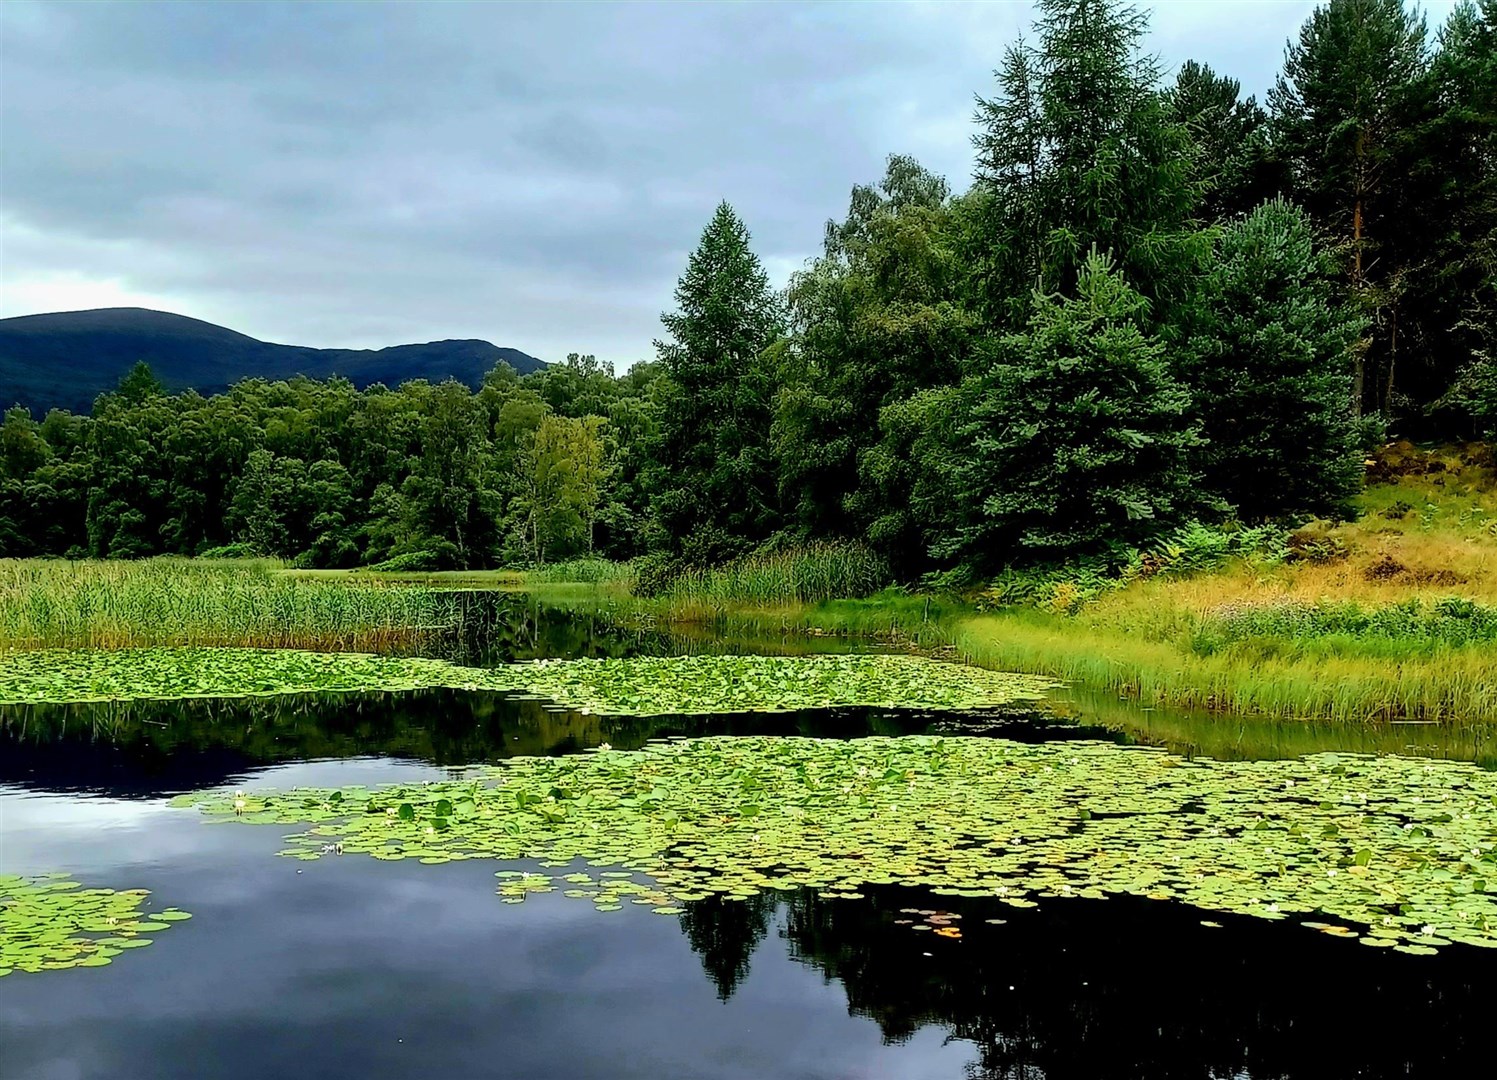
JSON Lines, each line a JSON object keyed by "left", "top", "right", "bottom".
{"left": 1180, "top": 199, "right": 1365, "bottom": 519}
{"left": 1168, "top": 60, "right": 1284, "bottom": 222}
{"left": 1411, "top": 0, "right": 1497, "bottom": 422}
{"left": 970, "top": 0, "right": 1199, "bottom": 330}
{"left": 943, "top": 252, "right": 1205, "bottom": 568}
{"left": 1270, "top": 0, "right": 1430, "bottom": 416}
{"left": 650, "top": 202, "right": 784, "bottom": 564}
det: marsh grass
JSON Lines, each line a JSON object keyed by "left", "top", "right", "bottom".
{"left": 0, "top": 559, "right": 460, "bottom": 650}
{"left": 519, "top": 559, "right": 638, "bottom": 587}
{"left": 952, "top": 609, "right": 1497, "bottom": 724}
{"left": 658, "top": 545, "right": 890, "bottom": 615}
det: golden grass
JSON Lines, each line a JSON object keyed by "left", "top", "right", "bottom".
{"left": 949, "top": 612, "right": 1497, "bottom": 724}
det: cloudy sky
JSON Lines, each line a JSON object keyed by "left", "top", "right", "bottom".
{"left": 0, "top": 1, "right": 1462, "bottom": 366}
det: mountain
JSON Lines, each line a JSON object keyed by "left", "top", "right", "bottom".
{"left": 0, "top": 308, "right": 547, "bottom": 415}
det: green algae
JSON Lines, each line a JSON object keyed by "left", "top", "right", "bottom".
{"left": 0, "top": 874, "right": 190, "bottom": 977}
{"left": 179, "top": 735, "right": 1497, "bottom": 955}
{"left": 0, "top": 647, "right": 1053, "bottom": 714}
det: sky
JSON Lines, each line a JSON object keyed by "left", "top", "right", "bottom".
{"left": 0, "top": 0, "right": 1464, "bottom": 366}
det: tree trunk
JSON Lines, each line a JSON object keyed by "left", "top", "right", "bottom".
{"left": 1351, "top": 127, "right": 1366, "bottom": 416}
{"left": 1385, "top": 304, "right": 1397, "bottom": 415}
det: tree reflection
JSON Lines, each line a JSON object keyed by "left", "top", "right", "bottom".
{"left": 678, "top": 893, "right": 778, "bottom": 1001}
{"left": 764, "top": 887, "right": 1485, "bottom": 1080}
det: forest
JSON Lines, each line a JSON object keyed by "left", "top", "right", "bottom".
{"left": 1, "top": 0, "right": 1493, "bottom": 582}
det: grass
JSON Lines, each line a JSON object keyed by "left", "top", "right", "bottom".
{"left": 282, "top": 567, "right": 527, "bottom": 588}
{"left": 938, "top": 449, "right": 1497, "bottom": 723}
{"left": 0, "top": 558, "right": 462, "bottom": 650}
{"left": 654, "top": 545, "right": 889, "bottom": 616}
{"left": 517, "top": 446, "right": 1497, "bottom": 725}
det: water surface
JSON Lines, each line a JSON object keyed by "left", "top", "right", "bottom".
{"left": 1, "top": 595, "right": 1490, "bottom": 1079}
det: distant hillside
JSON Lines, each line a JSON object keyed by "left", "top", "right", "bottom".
{"left": 0, "top": 308, "right": 547, "bottom": 414}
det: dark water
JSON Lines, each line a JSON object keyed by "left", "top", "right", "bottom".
{"left": 1, "top": 595, "right": 1490, "bottom": 1079}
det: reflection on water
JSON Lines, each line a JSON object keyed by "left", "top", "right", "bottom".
{"left": 0, "top": 760, "right": 1485, "bottom": 1080}
{"left": 1, "top": 594, "right": 1492, "bottom": 1079}
{"left": 1051, "top": 685, "right": 1497, "bottom": 768}
{"left": 0, "top": 691, "right": 982, "bottom": 799}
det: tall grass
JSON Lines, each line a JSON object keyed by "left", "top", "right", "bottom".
{"left": 519, "top": 558, "right": 639, "bottom": 587}
{"left": 951, "top": 609, "right": 1497, "bottom": 725}
{"left": 659, "top": 545, "right": 890, "bottom": 614}
{"left": 0, "top": 558, "right": 461, "bottom": 650}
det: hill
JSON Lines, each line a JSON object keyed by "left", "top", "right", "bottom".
{"left": 0, "top": 308, "right": 547, "bottom": 414}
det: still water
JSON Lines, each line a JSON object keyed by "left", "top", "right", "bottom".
{"left": 0, "top": 594, "right": 1489, "bottom": 1079}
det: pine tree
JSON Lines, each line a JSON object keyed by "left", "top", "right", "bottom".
{"left": 943, "top": 251, "right": 1205, "bottom": 568}
{"left": 650, "top": 202, "right": 784, "bottom": 563}
{"left": 1168, "top": 60, "right": 1285, "bottom": 221}
{"left": 1180, "top": 199, "right": 1365, "bottom": 519}
{"left": 1269, "top": 0, "right": 1431, "bottom": 416}
{"left": 1410, "top": 0, "right": 1497, "bottom": 423}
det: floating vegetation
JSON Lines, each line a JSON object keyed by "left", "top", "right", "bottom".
{"left": 0, "top": 647, "right": 481, "bottom": 705}
{"left": 180, "top": 736, "right": 1497, "bottom": 955}
{"left": 497, "top": 654, "right": 1053, "bottom": 716}
{"left": 0, "top": 648, "right": 1053, "bottom": 713}
{"left": 0, "top": 873, "right": 189, "bottom": 976}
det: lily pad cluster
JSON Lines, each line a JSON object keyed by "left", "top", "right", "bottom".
{"left": 181, "top": 736, "right": 1497, "bottom": 955}
{"left": 0, "top": 873, "right": 190, "bottom": 976}
{"left": 0, "top": 647, "right": 1053, "bottom": 714}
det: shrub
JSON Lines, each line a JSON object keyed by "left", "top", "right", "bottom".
{"left": 197, "top": 542, "right": 256, "bottom": 559}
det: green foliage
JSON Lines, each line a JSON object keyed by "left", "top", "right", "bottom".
{"left": 942, "top": 253, "right": 1207, "bottom": 567}
{"left": 187, "top": 736, "right": 1497, "bottom": 955}
{"left": 514, "top": 413, "right": 609, "bottom": 564}
{"left": 0, "top": 646, "right": 1052, "bottom": 713}
{"left": 1178, "top": 199, "right": 1365, "bottom": 519}
{"left": 1443, "top": 352, "right": 1497, "bottom": 439}
{"left": 197, "top": 542, "right": 256, "bottom": 559}
{"left": 1269, "top": 0, "right": 1470, "bottom": 418}
{"left": 1167, "top": 60, "right": 1285, "bottom": 222}
{"left": 0, "top": 558, "right": 459, "bottom": 649}
{"left": 970, "top": 0, "right": 1200, "bottom": 328}
{"left": 0, "top": 873, "right": 189, "bottom": 978}
{"left": 1193, "top": 596, "right": 1497, "bottom": 654}
{"left": 980, "top": 522, "right": 1289, "bottom": 611}
{"left": 651, "top": 203, "right": 785, "bottom": 564}
{"left": 775, "top": 155, "right": 974, "bottom": 561}
{"left": 519, "top": 558, "right": 637, "bottom": 585}
{"left": 659, "top": 545, "right": 890, "bottom": 607}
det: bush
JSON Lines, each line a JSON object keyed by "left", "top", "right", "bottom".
{"left": 197, "top": 542, "right": 257, "bottom": 559}
{"left": 367, "top": 549, "right": 450, "bottom": 573}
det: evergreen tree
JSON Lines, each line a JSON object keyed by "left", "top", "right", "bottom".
{"left": 1180, "top": 200, "right": 1365, "bottom": 519}
{"left": 1410, "top": 0, "right": 1497, "bottom": 423}
{"left": 1269, "top": 0, "right": 1431, "bottom": 416}
{"left": 970, "top": 0, "right": 1200, "bottom": 330}
{"left": 943, "top": 252, "right": 1205, "bottom": 568}
{"left": 650, "top": 202, "right": 784, "bottom": 564}
{"left": 1167, "top": 60, "right": 1285, "bottom": 221}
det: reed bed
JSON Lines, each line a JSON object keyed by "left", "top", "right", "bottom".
{"left": 659, "top": 545, "right": 889, "bottom": 615}
{"left": 0, "top": 558, "right": 460, "bottom": 650}
{"left": 520, "top": 558, "right": 639, "bottom": 587}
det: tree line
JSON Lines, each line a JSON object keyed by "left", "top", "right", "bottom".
{"left": 2, "top": 0, "right": 1493, "bottom": 579}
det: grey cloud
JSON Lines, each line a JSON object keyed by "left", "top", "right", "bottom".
{"left": 0, "top": 1, "right": 1460, "bottom": 364}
